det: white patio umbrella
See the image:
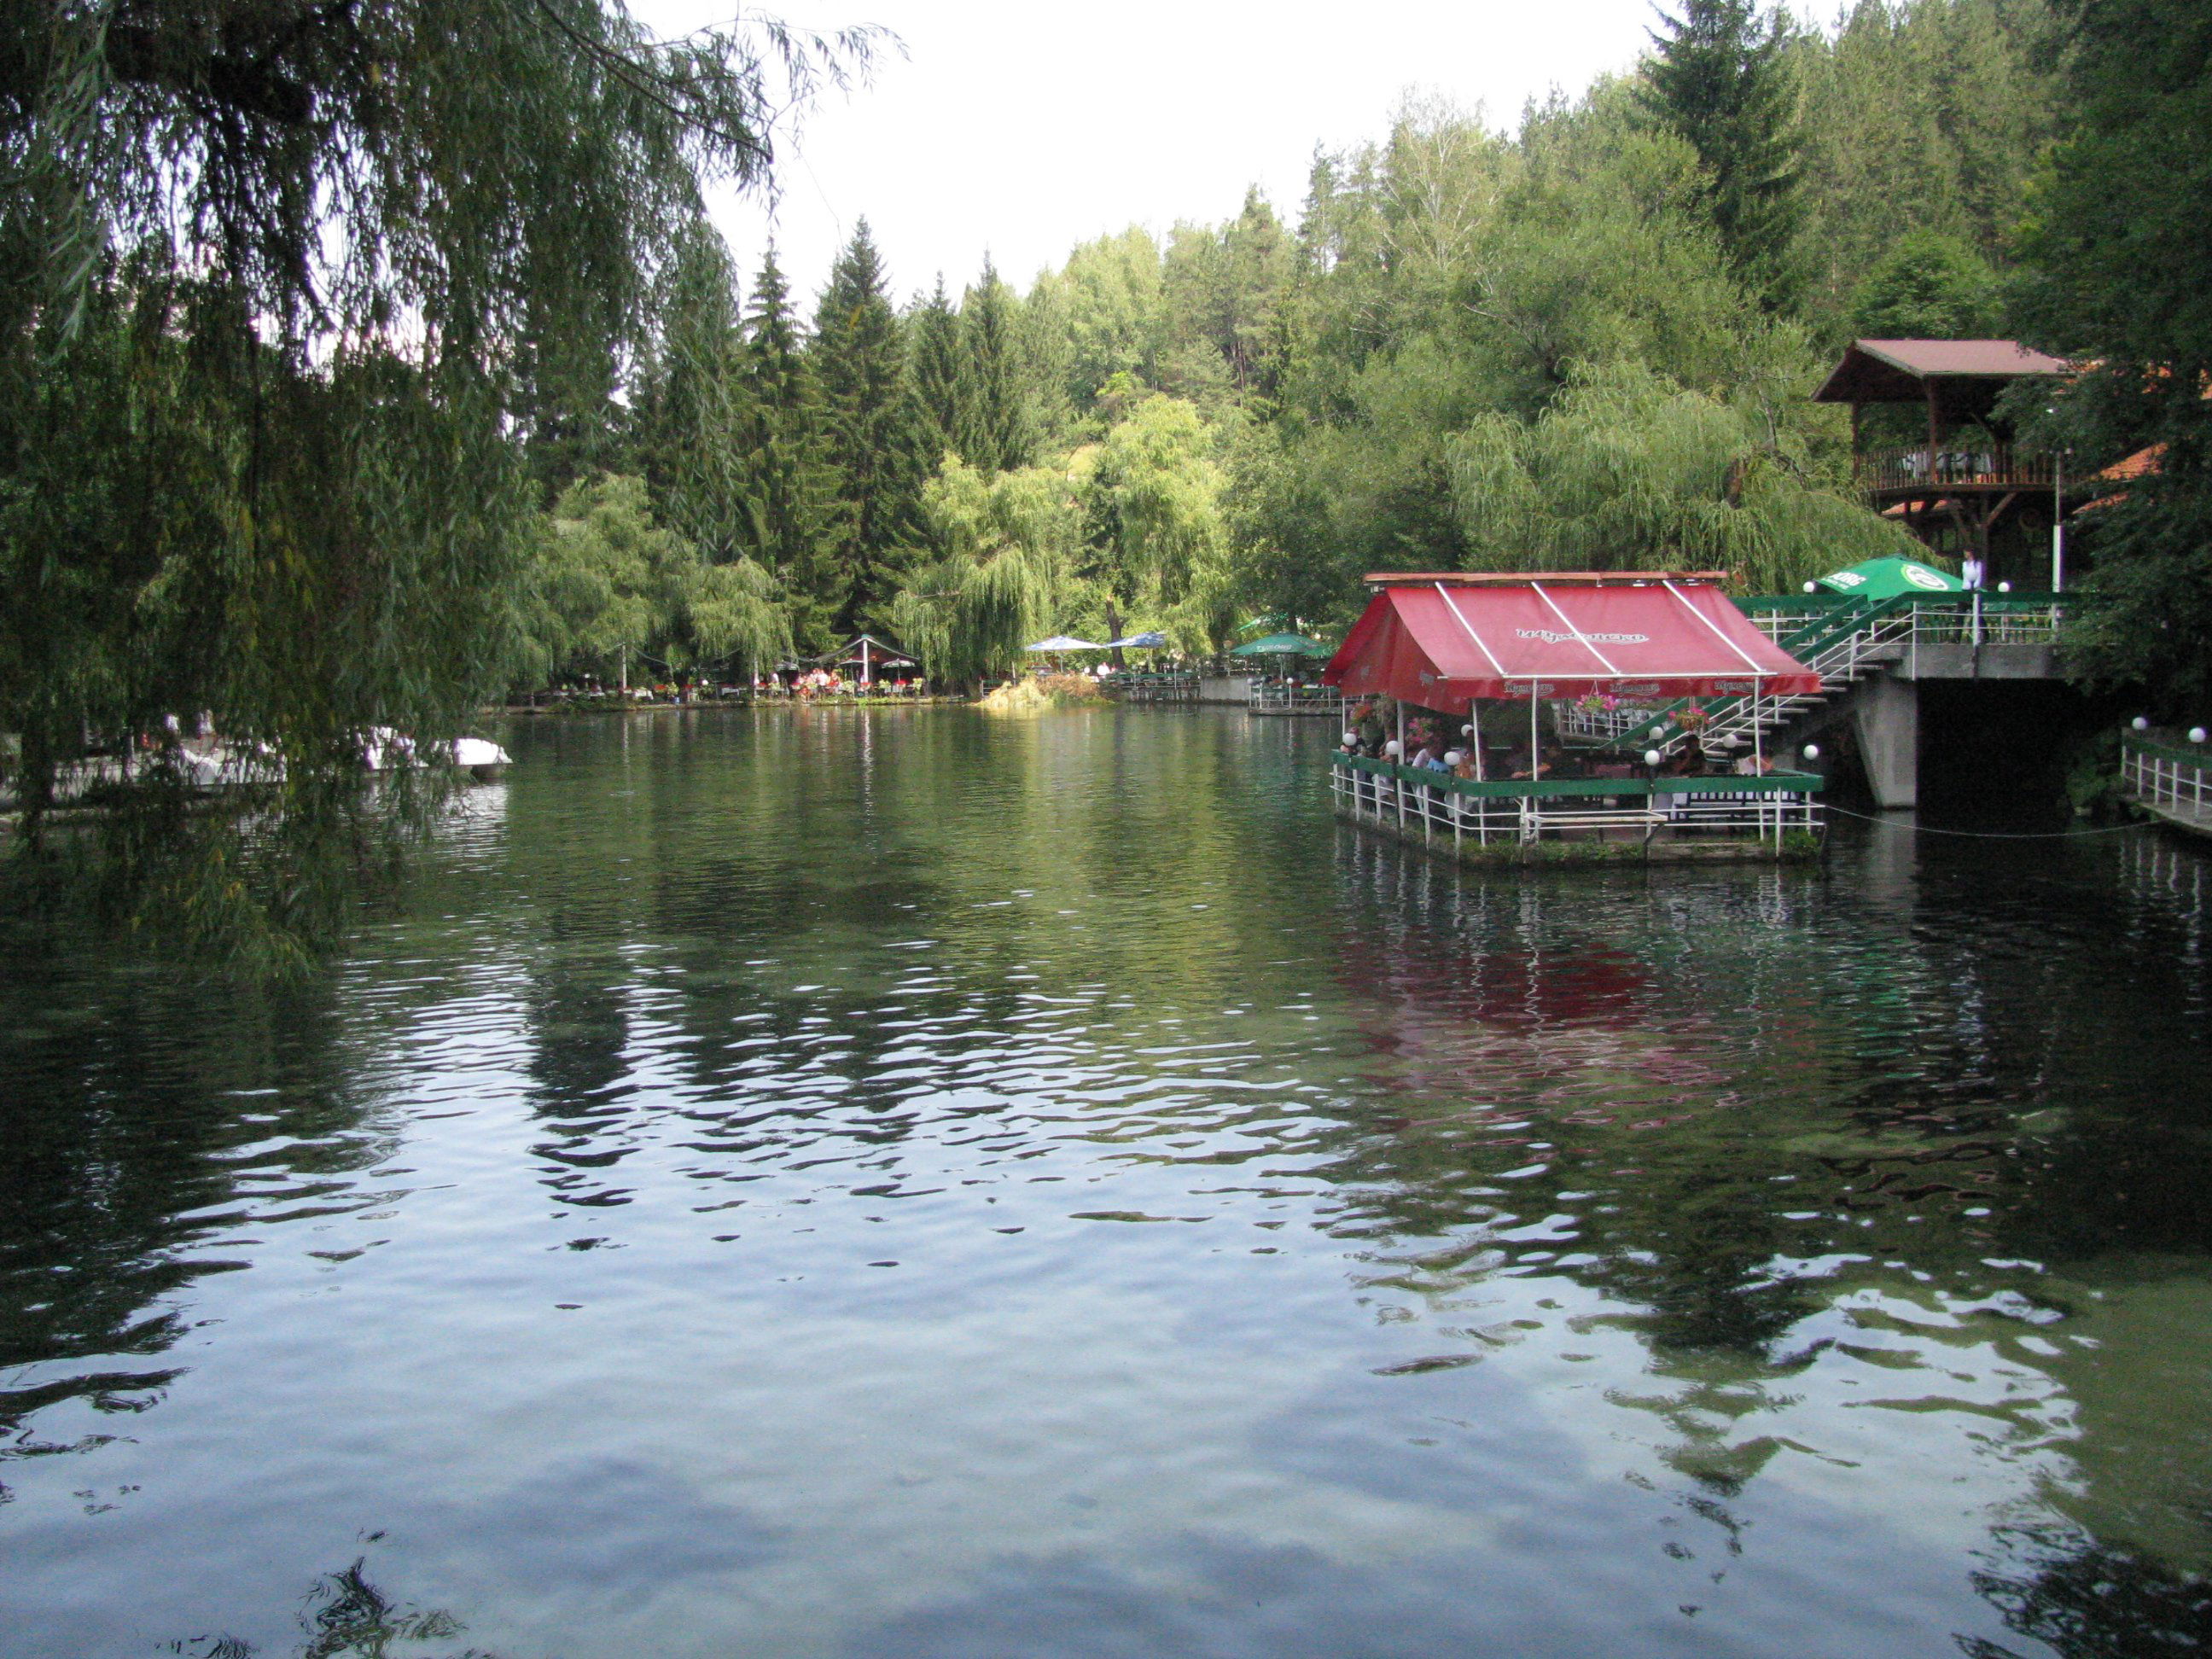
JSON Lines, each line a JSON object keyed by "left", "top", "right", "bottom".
{"left": 1025, "top": 635, "right": 1108, "bottom": 651}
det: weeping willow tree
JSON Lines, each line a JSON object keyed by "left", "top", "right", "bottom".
{"left": 685, "top": 552, "right": 791, "bottom": 678}
{"left": 1086, "top": 396, "right": 1237, "bottom": 655}
{"left": 890, "top": 458, "right": 1074, "bottom": 689}
{"left": 1448, "top": 359, "right": 1918, "bottom": 590}
{"left": 1, "top": 0, "right": 875, "bottom": 958}
{"left": 518, "top": 474, "right": 790, "bottom": 687}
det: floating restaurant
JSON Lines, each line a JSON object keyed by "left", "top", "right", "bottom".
{"left": 1322, "top": 572, "right": 1827, "bottom": 864}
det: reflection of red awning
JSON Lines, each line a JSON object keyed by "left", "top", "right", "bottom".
{"left": 1322, "top": 573, "right": 1821, "bottom": 705}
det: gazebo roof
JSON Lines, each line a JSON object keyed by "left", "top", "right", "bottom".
{"left": 812, "top": 631, "right": 916, "bottom": 667}
{"left": 1323, "top": 573, "right": 1819, "bottom": 705}
{"left": 1814, "top": 339, "right": 2071, "bottom": 406}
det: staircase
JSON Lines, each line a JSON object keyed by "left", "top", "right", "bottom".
{"left": 1599, "top": 596, "right": 1920, "bottom": 760}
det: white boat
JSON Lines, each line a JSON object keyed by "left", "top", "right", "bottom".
{"left": 451, "top": 736, "right": 511, "bottom": 782}
{"left": 362, "top": 728, "right": 511, "bottom": 783}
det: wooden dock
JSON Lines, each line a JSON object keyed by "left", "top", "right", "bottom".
{"left": 2121, "top": 734, "right": 2212, "bottom": 844}
{"left": 2132, "top": 796, "right": 2212, "bottom": 841}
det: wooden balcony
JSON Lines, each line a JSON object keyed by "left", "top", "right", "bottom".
{"left": 1860, "top": 444, "right": 2056, "bottom": 498}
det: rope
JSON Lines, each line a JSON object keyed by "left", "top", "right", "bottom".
{"left": 1821, "top": 801, "right": 2153, "bottom": 839}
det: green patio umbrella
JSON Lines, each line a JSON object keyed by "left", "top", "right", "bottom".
{"left": 1231, "top": 632, "right": 1330, "bottom": 657}
{"left": 1813, "top": 556, "right": 1963, "bottom": 598}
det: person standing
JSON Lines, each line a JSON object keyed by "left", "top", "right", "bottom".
{"left": 1961, "top": 551, "right": 1985, "bottom": 590}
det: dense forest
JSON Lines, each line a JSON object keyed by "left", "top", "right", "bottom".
{"left": 497, "top": 0, "right": 2085, "bottom": 691}
{"left": 6, "top": 0, "right": 2210, "bottom": 946}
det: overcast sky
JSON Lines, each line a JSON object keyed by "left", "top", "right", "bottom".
{"left": 644, "top": 0, "right": 1672, "bottom": 307}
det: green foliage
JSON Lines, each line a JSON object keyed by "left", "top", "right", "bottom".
{"left": 519, "top": 473, "right": 789, "bottom": 684}
{"left": 2011, "top": 0, "right": 2212, "bottom": 710}
{"left": 1050, "top": 229, "right": 1167, "bottom": 411}
{"left": 1848, "top": 228, "right": 2002, "bottom": 337}
{"left": 0, "top": 0, "right": 871, "bottom": 957}
{"left": 1086, "top": 397, "right": 1237, "bottom": 652}
{"left": 1639, "top": 0, "right": 1806, "bottom": 306}
{"left": 813, "top": 221, "right": 928, "bottom": 632}
{"left": 736, "top": 249, "right": 839, "bottom": 649}
{"left": 1161, "top": 189, "right": 1295, "bottom": 404}
{"left": 1793, "top": 0, "right": 2063, "bottom": 333}
{"left": 890, "top": 457, "right": 1075, "bottom": 685}
{"left": 1230, "top": 90, "right": 1866, "bottom": 625}
{"left": 957, "top": 260, "right": 1036, "bottom": 473}
{"left": 1451, "top": 360, "right": 1918, "bottom": 591}
{"left": 637, "top": 224, "right": 755, "bottom": 562}
{"left": 905, "top": 277, "right": 967, "bottom": 467}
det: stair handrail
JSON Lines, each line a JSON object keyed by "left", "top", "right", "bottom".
{"left": 1599, "top": 592, "right": 1918, "bottom": 757}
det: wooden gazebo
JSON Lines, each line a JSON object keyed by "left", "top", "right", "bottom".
{"left": 1813, "top": 339, "right": 2081, "bottom": 575}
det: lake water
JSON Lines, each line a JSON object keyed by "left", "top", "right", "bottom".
{"left": 3, "top": 707, "right": 2209, "bottom": 1658}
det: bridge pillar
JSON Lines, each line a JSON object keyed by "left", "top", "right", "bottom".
{"left": 1854, "top": 675, "right": 1918, "bottom": 809}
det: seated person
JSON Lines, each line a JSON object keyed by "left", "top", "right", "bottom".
{"left": 1506, "top": 745, "right": 1551, "bottom": 780}
{"left": 1449, "top": 749, "right": 1479, "bottom": 780}
{"left": 1665, "top": 741, "right": 1707, "bottom": 777}
{"left": 1412, "top": 742, "right": 1448, "bottom": 772}
{"left": 1352, "top": 701, "right": 1388, "bottom": 757}
{"left": 1732, "top": 751, "right": 1776, "bottom": 776}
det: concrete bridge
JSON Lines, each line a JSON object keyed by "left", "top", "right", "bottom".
{"left": 1592, "top": 594, "right": 2074, "bottom": 810}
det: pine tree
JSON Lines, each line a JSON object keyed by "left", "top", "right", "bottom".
{"left": 1639, "top": 0, "right": 1804, "bottom": 307}
{"left": 813, "top": 221, "right": 929, "bottom": 632}
{"left": 738, "top": 249, "right": 838, "bottom": 649}
{"left": 906, "top": 276, "right": 967, "bottom": 468}
{"left": 639, "top": 224, "right": 754, "bottom": 562}
{"left": 958, "top": 259, "right": 1036, "bottom": 473}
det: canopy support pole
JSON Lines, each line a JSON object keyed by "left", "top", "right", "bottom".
{"left": 1752, "top": 680, "right": 1769, "bottom": 847}
{"left": 1396, "top": 702, "right": 1406, "bottom": 828}
{"left": 1471, "top": 701, "right": 1484, "bottom": 780}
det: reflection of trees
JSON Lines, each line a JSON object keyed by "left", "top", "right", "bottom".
{"left": 169, "top": 1556, "right": 493, "bottom": 1659}
{"left": 492, "top": 707, "right": 1358, "bottom": 1199}
{"left": 1307, "top": 824, "right": 2212, "bottom": 1650}
{"left": 1302, "top": 827, "right": 2212, "bottom": 1363}
{"left": 0, "top": 962, "right": 374, "bottom": 1441}
{"left": 1963, "top": 1532, "right": 2212, "bottom": 1659}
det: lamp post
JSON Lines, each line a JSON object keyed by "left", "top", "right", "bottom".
{"left": 2052, "top": 448, "right": 2066, "bottom": 593}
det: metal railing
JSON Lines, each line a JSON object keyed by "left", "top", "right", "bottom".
{"left": 1861, "top": 444, "right": 2057, "bottom": 495}
{"left": 1330, "top": 754, "right": 1821, "bottom": 852}
{"left": 1617, "top": 592, "right": 2071, "bottom": 761}
{"left": 1248, "top": 680, "right": 1343, "bottom": 715}
{"left": 2122, "top": 731, "right": 2211, "bottom": 818}
{"left": 1742, "top": 593, "right": 2064, "bottom": 649}
{"left": 1555, "top": 702, "right": 1662, "bottom": 741}
{"left": 1106, "top": 672, "right": 1200, "bottom": 704}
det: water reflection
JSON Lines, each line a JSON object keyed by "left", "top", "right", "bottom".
{"left": 165, "top": 1555, "right": 487, "bottom": 1659}
{"left": 2, "top": 709, "right": 2209, "bottom": 1656}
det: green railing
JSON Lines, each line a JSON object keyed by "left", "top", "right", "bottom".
{"left": 1598, "top": 591, "right": 2071, "bottom": 757}
{"left": 1330, "top": 753, "right": 1822, "bottom": 852}
{"left": 1333, "top": 753, "right": 1822, "bottom": 799}
{"left": 2121, "top": 729, "right": 2211, "bottom": 818}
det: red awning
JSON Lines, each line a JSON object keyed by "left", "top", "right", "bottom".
{"left": 1322, "top": 575, "right": 1821, "bottom": 705}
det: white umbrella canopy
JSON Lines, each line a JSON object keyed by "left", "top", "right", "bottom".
{"left": 1026, "top": 635, "right": 1108, "bottom": 651}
